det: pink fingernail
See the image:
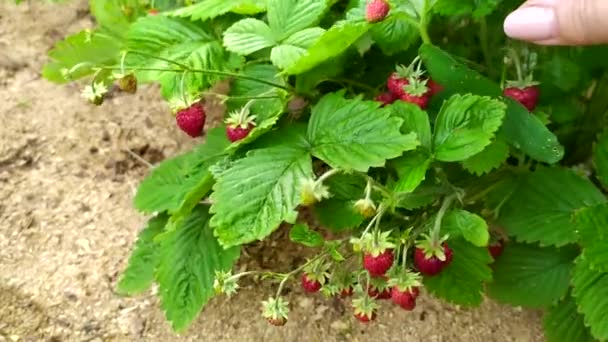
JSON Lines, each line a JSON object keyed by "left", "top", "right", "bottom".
{"left": 504, "top": 6, "right": 559, "bottom": 41}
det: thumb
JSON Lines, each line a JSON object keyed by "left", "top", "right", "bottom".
{"left": 504, "top": 0, "right": 608, "bottom": 45}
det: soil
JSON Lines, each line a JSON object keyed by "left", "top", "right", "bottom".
{"left": 0, "top": 1, "right": 544, "bottom": 341}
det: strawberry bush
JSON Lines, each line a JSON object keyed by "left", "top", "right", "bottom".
{"left": 44, "top": 0, "right": 608, "bottom": 339}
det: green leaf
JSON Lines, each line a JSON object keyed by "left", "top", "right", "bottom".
{"left": 424, "top": 239, "right": 492, "bottom": 306}
{"left": 419, "top": 44, "right": 564, "bottom": 163}
{"left": 210, "top": 141, "right": 313, "bottom": 248}
{"left": 226, "top": 64, "right": 287, "bottom": 149}
{"left": 170, "top": 0, "right": 266, "bottom": 21}
{"left": 286, "top": 20, "right": 370, "bottom": 75}
{"left": 308, "top": 91, "right": 419, "bottom": 172}
{"left": 461, "top": 136, "right": 510, "bottom": 176}
{"left": 434, "top": 0, "right": 501, "bottom": 18}
{"left": 544, "top": 294, "right": 595, "bottom": 342}
{"left": 324, "top": 173, "right": 366, "bottom": 200}
{"left": 572, "top": 256, "right": 608, "bottom": 341}
{"left": 90, "top": 0, "right": 137, "bottom": 37}
{"left": 433, "top": 94, "right": 506, "bottom": 162}
{"left": 391, "top": 151, "right": 431, "bottom": 193}
{"left": 313, "top": 199, "right": 364, "bottom": 232}
{"left": 223, "top": 18, "right": 276, "bottom": 56}
{"left": 575, "top": 204, "right": 608, "bottom": 272}
{"left": 156, "top": 206, "right": 240, "bottom": 332}
{"left": 388, "top": 101, "right": 432, "bottom": 150}
{"left": 370, "top": 13, "right": 418, "bottom": 55}
{"left": 266, "top": 0, "right": 327, "bottom": 41}
{"left": 289, "top": 223, "right": 324, "bottom": 247}
{"left": 42, "top": 30, "right": 122, "bottom": 83}
{"left": 442, "top": 209, "right": 489, "bottom": 247}
{"left": 487, "top": 243, "right": 577, "bottom": 307}
{"left": 126, "top": 16, "right": 235, "bottom": 99}
{"left": 270, "top": 28, "right": 325, "bottom": 69}
{"left": 593, "top": 131, "right": 608, "bottom": 188}
{"left": 134, "top": 128, "right": 229, "bottom": 214}
{"left": 497, "top": 168, "right": 606, "bottom": 247}
{"left": 117, "top": 214, "right": 168, "bottom": 296}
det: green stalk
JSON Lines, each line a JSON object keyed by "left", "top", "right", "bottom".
{"left": 430, "top": 194, "right": 456, "bottom": 243}
{"left": 418, "top": 0, "right": 433, "bottom": 45}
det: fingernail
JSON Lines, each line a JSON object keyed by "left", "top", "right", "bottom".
{"left": 504, "top": 6, "right": 559, "bottom": 41}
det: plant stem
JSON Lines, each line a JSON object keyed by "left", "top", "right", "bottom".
{"left": 100, "top": 65, "right": 292, "bottom": 92}
{"left": 418, "top": 0, "right": 433, "bottom": 45}
{"left": 431, "top": 194, "right": 456, "bottom": 243}
{"left": 479, "top": 17, "right": 492, "bottom": 74}
{"left": 401, "top": 244, "right": 409, "bottom": 268}
{"left": 317, "top": 168, "right": 340, "bottom": 183}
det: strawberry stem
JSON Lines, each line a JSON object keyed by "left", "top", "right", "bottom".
{"left": 431, "top": 194, "right": 456, "bottom": 243}
{"left": 418, "top": 0, "right": 433, "bottom": 45}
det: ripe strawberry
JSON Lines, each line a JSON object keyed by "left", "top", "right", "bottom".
{"left": 489, "top": 240, "right": 505, "bottom": 259}
{"left": 387, "top": 73, "right": 410, "bottom": 97}
{"left": 387, "top": 270, "right": 422, "bottom": 310}
{"left": 503, "top": 86, "right": 539, "bottom": 111}
{"left": 340, "top": 287, "right": 354, "bottom": 298}
{"left": 355, "top": 311, "right": 377, "bottom": 322}
{"left": 363, "top": 249, "right": 394, "bottom": 277}
{"left": 400, "top": 78, "right": 430, "bottom": 109}
{"left": 414, "top": 243, "right": 453, "bottom": 276}
{"left": 267, "top": 317, "right": 287, "bottom": 326}
{"left": 148, "top": 8, "right": 159, "bottom": 15}
{"left": 375, "top": 92, "right": 397, "bottom": 107}
{"left": 226, "top": 123, "right": 255, "bottom": 142}
{"left": 225, "top": 103, "right": 257, "bottom": 143}
{"left": 176, "top": 103, "right": 206, "bottom": 138}
{"left": 426, "top": 78, "right": 443, "bottom": 96}
{"left": 391, "top": 287, "right": 418, "bottom": 311}
{"left": 301, "top": 273, "right": 323, "bottom": 293}
{"left": 368, "top": 285, "right": 391, "bottom": 300}
{"left": 366, "top": 0, "right": 390, "bottom": 23}
{"left": 352, "top": 295, "right": 379, "bottom": 323}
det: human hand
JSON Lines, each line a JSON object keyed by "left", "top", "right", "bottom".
{"left": 504, "top": 0, "right": 608, "bottom": 45}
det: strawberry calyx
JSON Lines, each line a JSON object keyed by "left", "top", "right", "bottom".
{"left": 225, "top": 103, "right": 257, "bottom": 131}
{"left": 299, "top": 177, "right": 331, "bottom": 206}
{"left": 262, "top": 297, "right": 289, "bottom": 324}
{"left": 359, "top": 231, "right": 395, "bottom": 257}
{"left": 403, "top": 77, "right": 430, "bottom": 97}
{"left": 394, "top": 57, "right": 425, "bottom": 80}
{"left": 352, "top": 295, "right": 379, "bottom": 321}
{"left": 302, "top": 259, "right": 331, "bottom": 285}
{"left": 213, "top": 270, "right": 239, "bottom": 297}
{"left": 415, "top": 234, "right": 449, "bottom": 261}
{"left": 387, "top": 270, "right": 422, "bottom": 293}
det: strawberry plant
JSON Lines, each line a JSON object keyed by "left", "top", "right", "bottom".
{"left": 44, "top": 0, "right": 608, "bottom": 340}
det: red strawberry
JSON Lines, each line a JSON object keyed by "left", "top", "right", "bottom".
{"left": 414, "top": 243, "right": 453, "bottom": 276}
{"left": 391, "top": 287, "right": 418, "bottom": 311}
{"left": 400, "top": 78, "right": 430, "bottom": 109}
{"left": 503, "top": 86, "right": 540, "bottom": 111}
{"left": 148, "top": 8, "right": 159, "bottom": 15}
{"left": 301, "top": 273, "right": 323, "bottom": 293}
{"left": 340, "top": 287, "right": 354, "bottom": 298}
{"left": 225, "top": 103, "right": 257, "bottom": 143}
{"left": 267, "top": 317, "right": 287, "bottom": 326}
{"left": 400, "top": 93, "right": 429, "bottom": 109}
{"left": 387, "top": 73, "right": 410, "bottom": 97}
{"left": 226, "top": 123, "right": 254, "bottom": 142}
{"left": 426, "top": 79, "right": 443, "bottom": 96}
{"left": 363, "top": 249, "right": 394, "bottom": 277}
{"left": 366, "top": 0, "right": 390, "bottom": 23}
{"left": 375, "top": 92, "right": 397, "bottom": 107}
{"left": 176, "top": 103, "right": 206, "bottom": 138}
{"left": 355, "top": 311, "right": 377, "bottom": 322}
{"left": 368, "top": 285, "right": 392, "bottom": 300}
{"left": 489, "top": 240, "right": 505, "bottom": 259}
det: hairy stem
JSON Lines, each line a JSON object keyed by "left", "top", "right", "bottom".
{"left": 431, "top": 194, "right": 456, "bottom": 243}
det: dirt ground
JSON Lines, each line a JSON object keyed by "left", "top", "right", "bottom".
{"left": 0, "top": 1, "right": 545, "bottom": 341}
